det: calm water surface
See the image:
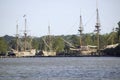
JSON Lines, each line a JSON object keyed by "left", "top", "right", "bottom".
{"left": 0, "top": 57, "right": 120, "bottom": 80}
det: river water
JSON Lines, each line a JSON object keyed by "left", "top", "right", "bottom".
{"left": 0, "top": 57, "right": 120, "bottom": 80}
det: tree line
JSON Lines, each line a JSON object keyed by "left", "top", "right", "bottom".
{"left": 0, "top": 21, "right": 120, "bottom": 56}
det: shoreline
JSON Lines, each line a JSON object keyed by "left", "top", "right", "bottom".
{"left": 0, "top": 55, "right": 119, "bottom": 58}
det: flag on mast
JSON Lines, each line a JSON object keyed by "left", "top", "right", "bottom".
{"left": 23, "top": 14, "right": 26, "bottom": 17}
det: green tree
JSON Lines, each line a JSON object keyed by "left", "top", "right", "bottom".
{"left": 32, "top": 39, "right": 39, "bottom": 50}
{"left": 70, "top": 35, "right": 79, "bottom": 47}
{"left": 39, "top": 38, "right": 45, "bottom": 50}
{"left": 116, "top": 21, "right": 120, "bottom": 43}
{"left": 106, "top": 32, "right": 117, "bottom": 45}
{"left": 84, "top": 34, "right": 93, "bottom": 45}
{"left": 0, "top": 37, "right": 8, "bottom": 55}
{"left": 53, "top": 37, "right": 65, "bottom": 52}
{"left": 9, "top": 39, "right": 16, "bottom": 50}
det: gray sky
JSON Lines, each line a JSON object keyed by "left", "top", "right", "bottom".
{"left": 0, "top": 0, "right": 120, "bottom": 37}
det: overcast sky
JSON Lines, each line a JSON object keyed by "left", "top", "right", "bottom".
{"left": 0, "top": 0, "right": 120, "bottom": 37}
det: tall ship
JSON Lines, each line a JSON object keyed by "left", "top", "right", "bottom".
{"left": 69, "top": 14, "right": 97, "bottom": 55}
{"left": 42, "top": 25, "right": 56, "bottom": 56}
{"left": 68, "top": 2, "right": 101, "bottom": 55}
{"left": 78, "top": 1, "right": 100, "bottom": 55}
{"left": 11, "top": 15, "right": 36, "bottom": 57}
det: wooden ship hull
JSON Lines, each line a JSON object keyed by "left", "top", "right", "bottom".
{"left": 70, "top": 45, "right": 97, "bottom": 55}
{"left": 43, "top": 51, "right": 56, "bottom": 56}
{"left": 12, "top": 49, "right": 36, "bottom": 57}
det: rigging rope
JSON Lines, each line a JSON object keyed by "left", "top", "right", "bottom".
{"left": 84, "top": 11, "right": 96, "bottom": 27}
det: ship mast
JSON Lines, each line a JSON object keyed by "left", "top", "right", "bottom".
{"left": 48, "top": 24, "right": 52, "bottom": 52}
{"left": 23, "top": 15, "right": 27, "bottom": 51}
{"left": 16, "top": 20, "right": 19, "bottom": 51}
{"left": 78, "top": 14, "right": 83, "bottom": 47}
{"left": 95, "top": 0, "right": 101, "bottom": 50}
